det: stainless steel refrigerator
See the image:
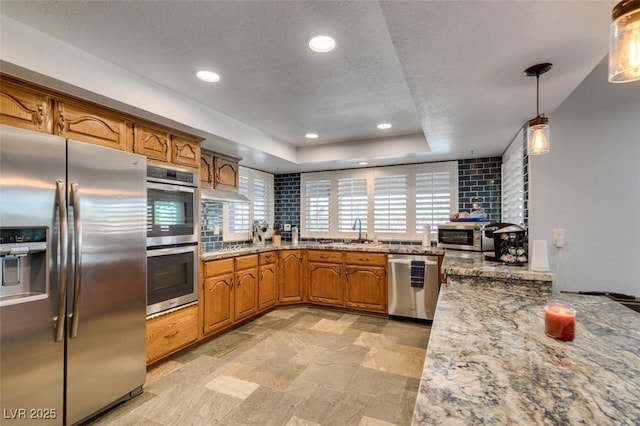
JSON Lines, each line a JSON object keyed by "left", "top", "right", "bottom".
{"left": 0, "top": 125, "right": 147, "bottom": 425}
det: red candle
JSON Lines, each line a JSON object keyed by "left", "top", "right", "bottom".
{"left": 544, "top": 302, "right": 576, "bottom": 341}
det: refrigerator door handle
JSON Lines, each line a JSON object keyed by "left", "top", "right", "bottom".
{"left": 55, "top": 180, "right": 68, "bottom": 342}
{"left": 70, "top": 183, "right": 82, "bottom": 338}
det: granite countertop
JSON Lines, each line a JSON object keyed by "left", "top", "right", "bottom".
{"left": 201, "top": 242, "right": 445, "bottom": 261}
{"left": 413, "top": 277, "right": 640, "bottom": 425}
{"left": 442, "top": 250, "right": 556, "bottom": 282}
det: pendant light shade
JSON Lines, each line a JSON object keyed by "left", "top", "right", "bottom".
{"left": 524, "top": 63, "right": 552, "bottom": 156}
{"left": 609, "top": 0, "right": 640, "bottom": 83}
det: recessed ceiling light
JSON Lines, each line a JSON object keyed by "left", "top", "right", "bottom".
{"left": 358, "top": 161, "right": 369, "bottom": 166}
{"left": 305, "top": 133, "right": 319, "bottom": 139}
{"left": 195, "top": 70, "right": 220, "bottom": 82}
{"left": 377, "top": 123, "right": 392, "bottom": 130}
{"left": 308, "top": 35, "right": 336, "bottom": 53}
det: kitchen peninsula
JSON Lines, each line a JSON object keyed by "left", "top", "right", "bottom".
{"left": 413, "top": 251, "right": 640, "bottom": 425}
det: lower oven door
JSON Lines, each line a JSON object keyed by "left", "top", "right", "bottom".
{"left": 146, "top": 244, "right": 198, "bottom": 316}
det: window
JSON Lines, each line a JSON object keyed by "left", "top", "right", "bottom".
{"left": 224, "top": 167, "right": 274, "bottom": 241}
{"left": 300, "top": 162, "right": 458, "bottom": 241}
{"left": 338, "top": 178, "right": 367, "bottom": 232}
{"left": 502, "top": 130, "right": 525, "bottom": 225}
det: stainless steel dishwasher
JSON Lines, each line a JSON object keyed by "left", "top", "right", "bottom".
{"left": 388, "top": 254, "right": 440, "bottom": 320}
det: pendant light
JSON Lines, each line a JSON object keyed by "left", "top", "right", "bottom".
{"left": 609, "top": 0, "right": 640, "bottom": 83}
{"left": 524, "top": 63, "right": 553, "bottom": 155}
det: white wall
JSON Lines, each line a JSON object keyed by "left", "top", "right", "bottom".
{"left": 529, "top": 61, "right": 640, "bottom": 296}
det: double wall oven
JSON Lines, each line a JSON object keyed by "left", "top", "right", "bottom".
{"left": 146, "top": 165, "right": 199, "bottom": 316}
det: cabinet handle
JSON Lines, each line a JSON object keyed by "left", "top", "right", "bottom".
{"left": 36, "top": 104, "right": 45, "bottom": 128}
{"left": 215, "top": 171, "right": 220, "bottom": 184}
{"left": 360, "top": 258, "right": 370, "bottom": 262}
{"left": 164, "top": 330, "right": 179, "bottom": 339}
{"left": 320, "top": 255, "right": 329, "bottom": 259}
{"left": 174, "top": 144, "right": 179, "bottom": 159}
{"left": 58, "top": 111, "right": 66, "bottom": 133}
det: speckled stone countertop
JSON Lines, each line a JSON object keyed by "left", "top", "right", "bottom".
{"left": 413, "top": 276, "right": 640, "bottom": 425}
{"left": 442, "top": 250, "right": 556, "bottom": 282}
{"left": 201, "top": 242, "right": 445, "bottom": 261}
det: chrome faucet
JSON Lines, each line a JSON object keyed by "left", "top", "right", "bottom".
{"left": 353, "top": 218, "right": 362, "bottom": 242}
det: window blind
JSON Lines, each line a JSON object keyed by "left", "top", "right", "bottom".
{"left": 338, "top": 177, "right": 368, "bottom": 232}
{"left": 502, "top": 133, "right": 525, "bottom": 225}
{"left": 305, "top": 179, "right": 331, "bottom": 232}
{"left": 374, "top": 175, "right": 407, "bottom": 233}
{"left": 224, "top": 168, "right": 274, "bottom": 241}
{"left": 415, "top": 172, "right": 451, "bottom": 231}
{"left": 228, "top": 175, "right": 250, "bottom": 233}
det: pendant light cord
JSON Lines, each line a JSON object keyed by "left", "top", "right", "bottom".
{"left": 536, "top": 73, "right": 540, "bottom": 117}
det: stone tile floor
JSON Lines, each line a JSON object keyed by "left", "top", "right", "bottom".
{"left": 88, "top": 307, "right": 431, "bottom": 426}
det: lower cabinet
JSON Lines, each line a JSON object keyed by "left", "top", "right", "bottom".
{"left": 258, "top": 252, "right": 277, "bottom": 310}
{"left": 344, "top": 252, "right": 387, "bottom": 313}
{"left": 279, "top": 250, "right": 305, "bottom": 303}
{"left": 235, "top": 262, "right": 258, "bottom": 321}
{"left": 307, "top": 250, "right": 343, "bottom": 306}
{"left": 203, "top": 271, "right": 234, "bottom": 335}
{"left": 146, "top": 305, "right": 198, "bottom": 364}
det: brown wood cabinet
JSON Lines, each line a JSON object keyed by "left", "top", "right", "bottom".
{"left": 278, "top": 250, "right": 305, "bottom": 303}
{"left": 202, "top": 258, "right": 235, "bottom": 335}
{"left": 0, "top": 78, "right": 53, "bottom": 133}
{"left": 200, "top": 151, "right": 214, "bottom": 187}
{"left": 172, "top": 135, "right": 200, "bottom": 169}
{"left": 146, "top": 305, "right": 198, "bottom": 364}
{"left": 258, "top": 252, "right": 277, "bottom": 311}
{"left": 133, "top": 124, "right": 170, "bottom": 162}
{"left": 234, "top": 255, "right": 258, "bottom": 321}
{"left": 54, "top": 100, "right": 131, "bottom": 151}
{"left": 307, "top": 250, "right": 343, "bottom": 306}
{"left": 344, "top": 252, "right": 387, "bottom": 313}
{"left": 214, "top": 155, "right": 239, "bottom": 191}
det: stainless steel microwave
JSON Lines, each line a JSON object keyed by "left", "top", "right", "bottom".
{"left": 437, "top": 222, "right": 494, "bottom": 252}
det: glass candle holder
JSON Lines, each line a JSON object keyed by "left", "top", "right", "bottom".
{"left": 544, "top": 301, "right": 576, "bottom": 341}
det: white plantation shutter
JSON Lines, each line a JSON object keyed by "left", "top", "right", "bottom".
{"left": 338, "top": 178, "right": 368, "bottom": 232}
{"left": 300, "top": 162, "right": 457, "bottom": 240}
{"left": 374, "top": 175, "right": 407, "bottom": 233}
{"left": 224, "top": 168, "right": 274, "bottom": 241}
{"left": 305, "top": 179, "right": 331, "bottom": 232}
{"left": 502, "top": 133, "right": 525, "bottom": 225}
{"left": 416, "top": 172, "right": 451, "bottom": 231}
{"left": 228, "top": 175, "right": 250, "bottom": 234}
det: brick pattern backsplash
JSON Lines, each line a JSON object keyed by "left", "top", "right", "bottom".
{"left": 200, "top": 201, "right": 224, "bottom": 252}
{"left": 274, "top": 173, "right": 301, "bottom": 242}
{"left": 457, "top": 157, "right": 502, "bottom": 222}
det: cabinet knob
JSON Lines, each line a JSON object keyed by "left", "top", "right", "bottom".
{"left": 58, "top": 111, "right": 66, "bottom": 133}
{"left": 36, "top": 104, "right": 45, "bottom": 129}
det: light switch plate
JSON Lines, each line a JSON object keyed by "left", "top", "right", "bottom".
{"left": 214, "top": 225, "right": 220, "bottom": 235}
{"left": 284, "top": 224, "right": 291, "bottom": 231}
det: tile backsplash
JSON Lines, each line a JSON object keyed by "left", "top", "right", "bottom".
{"left": 200, "top": 201, "right": 224, "bottom": 252}
{"left": 457, "top": 157, "right": 502, "bottom": 222}
{"left": 274, "top": 173, "right": 300, "bottom": 242}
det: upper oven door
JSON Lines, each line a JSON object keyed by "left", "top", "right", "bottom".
{"left": 147, "top": 182, "right": 198, "bottom": 246}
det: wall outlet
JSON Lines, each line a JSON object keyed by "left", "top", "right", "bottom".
{"left": 553, "top": 228, "right": 565, "bottom": 248}
{"left": 284, "top": 224, "right": 291, "bottom": 231}
{"left": 214, "top": 225, "right": 220, "bottom": 235}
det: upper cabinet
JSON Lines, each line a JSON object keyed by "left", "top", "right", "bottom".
{"left": 200, "top": 149, "right": 240, "bottom": 191}
{"left": 0, "top": 78, "right": 53, "bottom": 134}
{"left": 1, "top": 75, "right": 202, "bottom": 167}
{"left": 133, "top": 124, "right": 170, "bottom": 162}
{"left": 55, "top": 100, "right": 131, "bottom": 151}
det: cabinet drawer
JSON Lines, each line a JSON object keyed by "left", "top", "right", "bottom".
{"left": 307, "top": 250, "right": 343, "bottom": 263}
{"left": 345, "top": 252, "right": 387, "bottom": 266}
{"left": 259, "top": 251, "right": 277, "bottom": 265}
{"left": 236, "top": 254, "right": 258, "bottom": 270}
{"left": 203, "top": 258, "right": 234, "bottom": 277}
{"left": 146, "top": 305, "right": 198, "bottom": 364}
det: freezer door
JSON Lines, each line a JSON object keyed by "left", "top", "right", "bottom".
{"left": 65, "top": 140, "right": 147, "bottom": 425}
{"left": 0, "top": 126, "right": 65, "bottom": 425}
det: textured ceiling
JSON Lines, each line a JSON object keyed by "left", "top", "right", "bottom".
{"left": 0, "top": 0, "right": 617, "bottom": 172}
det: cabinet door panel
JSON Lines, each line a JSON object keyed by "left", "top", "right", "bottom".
{"left": 172, "top": 136, "right": 200, "bottom": 169}
{"left": 200, "top": 152, "right": 214, "bottom": 187}
{"left": 258, "top": 264, "right": 277, "bottom": 310}
{"left": 133, "top": 125, "right": 169, "bottom": 162}
{"left": 203, "top": 273, "right": 234, "bottom": 335}
{"left": 0, "top": 79, "right": 52, "bottom": 133}
{"left": 308, "top": 263, "right": 343, "bottom": 306}
{"left": 214, "top": 157, "right": 239, "bottom": 191}
{"left": 345, "top": 266, "right": 386, "bottom": 312}
{"left": 279, "top": 250, "right": 304, "bottom": 303}
{"left": 55, "top": 101, "right": 130, "bottom": 150}
{"left": 235, "top": 268, "right": 258, "bottom": 321}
